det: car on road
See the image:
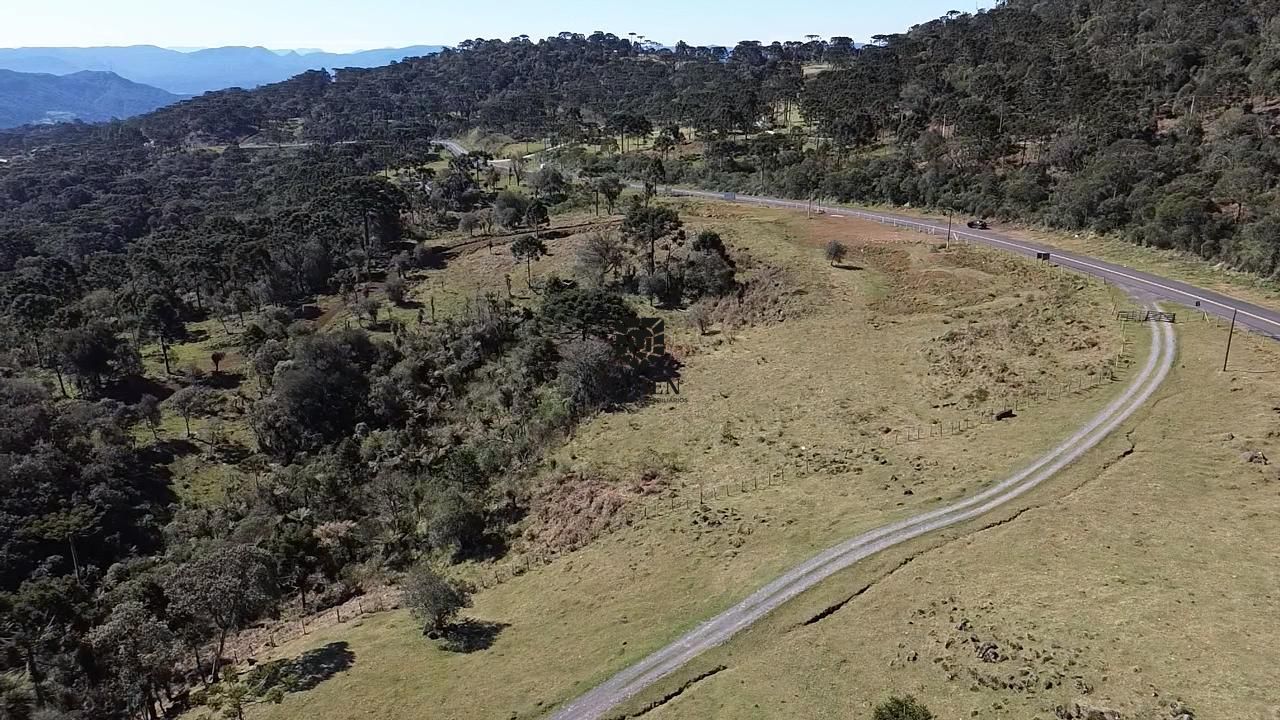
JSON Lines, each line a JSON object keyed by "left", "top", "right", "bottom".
{"left": 966, "top": 219, "right": 990, "bottom": 229}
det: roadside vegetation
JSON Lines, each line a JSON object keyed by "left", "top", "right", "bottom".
{"left": 4, "top": 4, "right": 1280, "bottom": 718}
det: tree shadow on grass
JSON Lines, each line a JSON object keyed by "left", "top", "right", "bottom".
{"left": 144, "top": 437, "right": 201, "bottom": 461}
{"left": 103, "top": 374, "right": 174, "bottom": 404}
{"left": 453, "top": 530, "right": 510, "bottom": 564}
{"left": 295, "top": 304, "right": 324, "bottom": 321}
{"left": 209, "top": 439, "right": 254, "bottom": 464}
{"left": 288, "top": 641, "right": 356, "bottom": 691}
{"left": 440, "top": 620, "right": 509, "bottom": 653}
{"left": 422, "top": 246, "right": 451, "bottom": 269}
{"left": 203, "top": 371, "right": 245, "bottom": 390}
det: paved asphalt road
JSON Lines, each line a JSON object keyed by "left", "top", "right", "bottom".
{"left": 433, "top": 138, "right": 469, "bottom": 157}
{"left": 237, "top": 138, "right": 472, "bottom": 154}
{"left": 549, "top": 317, "right": 1176, "bottom": 720}
{"left": 665, "top": 187, "right": 1280, "bottom": 339}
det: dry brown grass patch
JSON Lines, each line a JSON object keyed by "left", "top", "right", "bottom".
{"left": 522, "top": 467, "right": 669, "bottom": 553}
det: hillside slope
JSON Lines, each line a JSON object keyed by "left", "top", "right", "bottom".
{"left": 3, "top": 5, "right": 1279, "bottom": 280}
{"left": 0, "top": 69, "right": 180, "bottom": 127}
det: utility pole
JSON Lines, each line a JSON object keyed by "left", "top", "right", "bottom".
{"left": 1222, "top": 309, "right": 1238, "bottom": 372}
{"left": 946, "top": 211, "right": 953, "bottom": 242}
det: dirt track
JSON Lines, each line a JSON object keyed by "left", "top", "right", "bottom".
{"left": 547, "top": 311, "right": 1176, "bottom": 720}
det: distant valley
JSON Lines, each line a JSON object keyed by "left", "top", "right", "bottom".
{"left": 0, "top": 69, "right": 180, "bottom": 128}
{"left": 0, "top": 44, "right": 443, "bottom": 95}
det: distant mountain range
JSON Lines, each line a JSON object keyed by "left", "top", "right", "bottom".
{"left": 0, "top": 45, "right": 444, "bottom": 95}
{"left": 0, "top": 69, "right": 180, "bottom": 128}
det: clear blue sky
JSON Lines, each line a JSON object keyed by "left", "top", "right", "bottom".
{"left": 3, "top": 0, "right": 995, "bottom": 52}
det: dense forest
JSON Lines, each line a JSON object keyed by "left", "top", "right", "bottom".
{"left": 3, "top": 1, "right": 1280, "bottom": 717}
{"left": 5, "top": 1, "right": 1280, "bottom": 274}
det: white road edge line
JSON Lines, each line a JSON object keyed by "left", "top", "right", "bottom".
{"left": 662, "top": 187, "right": 1280, "bottom": 332}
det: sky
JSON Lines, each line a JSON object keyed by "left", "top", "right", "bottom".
{"left": 1, "top": 0, "right": 996, "bottom": 52}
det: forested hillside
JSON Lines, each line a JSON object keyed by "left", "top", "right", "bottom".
{"left": 5, "top": 1, "right": 1280, "bottom": 274}
{"left": 0, "top": 69, "right": 179, "bottom": 128}
{"left": 0, "top": 45, "right": 444, "bottom": 95}
{"left": 2, "top": 2, "right": 1280, "bottom": 718}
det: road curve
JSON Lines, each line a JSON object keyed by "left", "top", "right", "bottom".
{"left": 549, "top": 314, "right": 1176, "bottom": 719}
{"left": 663, "top": 187, "right": 1280, "bottom": 339}
{"left": 433, "top": 139, "right": 470, "bottom": 157}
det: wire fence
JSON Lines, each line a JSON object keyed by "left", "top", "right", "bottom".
{"left": 228, "top": 587, "right": 401, "bottom": 666}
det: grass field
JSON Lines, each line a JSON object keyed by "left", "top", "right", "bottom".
{"left": 130, "top": 313, "right": 258, "bottom": 504}
{"left": 184, "top": 201, "right": 1149, "bottom": 720}
{"left": 615, "top": 313, "right": 1280, "bottom": 720}
{"left": 453, "top": 128, "right": 549, "bottom": 158}
{"left": 850, "top": 202, "right": 1280, "bottom": 313}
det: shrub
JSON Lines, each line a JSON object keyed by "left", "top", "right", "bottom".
{"left": 385, "top": 277, "right": 407, "bottom": 305}
{"left": 426, "top": 487, "right": 486, "bottom": 559}
{"left": 687, "top": 299, "right": 714, "bottom": 335}
{"left": 556, "top": 338, "right": 640, "bottom": 413}
{"left": 683, "top": 249, "right": 736, "bottom": 300}
{"left": 872, "top": 695, "right": 934, "bottom": 720}
{"left": 403, "top": 564, "right": 473, "bottom": 637}
{"left": 640, "top": 267, "right": 683, "bottom": 308}
{"left": 356, "top": 297, "right": 382, "bottom": 326}
{"left": 575, "top": 229, "right": 628, "bottom": 286}
{"left": 825, "top": 239, "right": 848, "bottom": 266}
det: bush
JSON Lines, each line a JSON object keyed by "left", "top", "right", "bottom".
{"left": 825, "top": 239, "right": 848, "bottom": 266}
{"left": 412, "top": 243, "right": 438, "bottom": 268}
{"left": 687, "top": 299, "right": 714, "bottom": 335}
{"left": 356, "top": 297, "right": 383, "bottom": 326}
{"left": 385, "top": 277, "right": 407, "bottom": 305}
{"left": 575, "top": 229, "right": 628, "bottom": 286}
{"left": 541, "top": 287, "right": 637, "bottom": 340}
{"left": 403, "top": 563, "right": 473, "bottom": 637}
{"left": 640, "top": 267, "right": 683, "bottom": 308}
{"left": 683, "top": 249, "right": 736, "bottom": 300}
{"left": 426, "top": 487, "right": 486, "bottom": 559}
{"left": 556, "top": 338, "right": 640, "bottom": 413}
{"left": 872, "top": 695, "right": 934, "bottom": 720}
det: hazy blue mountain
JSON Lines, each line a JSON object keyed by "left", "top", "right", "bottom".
{"left": 0, "top": 69, "right": 181, "bottom": 128}
{"left": 0, "top": 45, "right": 443, "bottom": 95}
